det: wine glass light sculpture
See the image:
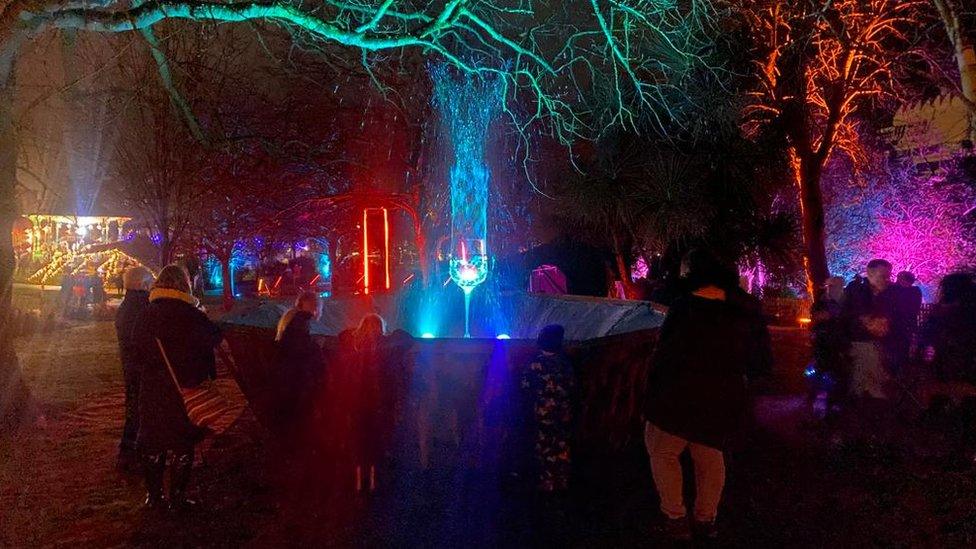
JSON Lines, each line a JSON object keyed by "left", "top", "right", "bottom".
{"left": 449, "top": 238, "right": 489, "bottom": 337}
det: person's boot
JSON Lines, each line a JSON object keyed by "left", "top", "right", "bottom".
{"left": 538, "top": 491, "right": 571, "bottom": 545}
{"left": 660, "top": 515, "right": 692, "bottom": 541}
{"left": 168, "top": 452, "right": 198, "bottom": 512}
{"left": 694, "top": 520, "right": 719, "bottom": 541}
{"left": 142, "top": 453, "right": 167, "bottom": 509}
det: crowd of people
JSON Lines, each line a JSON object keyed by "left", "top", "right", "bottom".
{"left": 59, "top": 271, "right": 111, "bottom": 318}
{"left": 106, "top": 250, "right": 770, "bottom": 540}
{"left": 107, "top": 253, "right": 975, "bottom": 543}
{"left": 275, "top": 248, "right": 768, "bottom": 543}
{"left": 809, "top": 259, "right": 976, "bottom": 422}
{"left": 114, "top": 264, "right": 222, "bottom": 509}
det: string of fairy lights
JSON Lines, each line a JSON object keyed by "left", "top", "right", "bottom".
{"left": 27, "top": 248, "right": 150, "bottom": 286}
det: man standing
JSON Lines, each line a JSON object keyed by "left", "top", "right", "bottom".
{"left": 892, "top": 271, "right": 923, "bottom": 374}
{"left": 114, "top": 266, "right": 154, "bottom": 472}
{"left": 842, "top": 259, "right": 898, "bottom": 399}
{"left": 811, "top": 276, "right": 850, "bottom": 415}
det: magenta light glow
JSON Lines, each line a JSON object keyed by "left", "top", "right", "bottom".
{"left": 631, "top": 256, "right": 649, "bottom": 281}
{"left": 827, "top": 164, "right": 975, "bottom": 295}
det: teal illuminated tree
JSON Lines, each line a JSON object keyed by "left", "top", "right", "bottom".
{"left": 0, "top": 0, "right": 721, "bottom": 422}
{"left": 7, "top": 1, "right": 717, "bottom": 142}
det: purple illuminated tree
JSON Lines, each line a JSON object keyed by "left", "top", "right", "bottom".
{"left": 185, "top": 145, "right": 275, "bottom": 308}
{"left": 113, "top": 76, "right": 204, "bottom": 267}
{"left": 110, "top": 25, "right": 259, "bottom": 266}
{"left": 826, "top": 158, "right": 976, "bottom": 289}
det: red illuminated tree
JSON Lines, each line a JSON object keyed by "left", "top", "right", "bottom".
{"left": 741, "top": 0, "right": 924, "bottom": 292}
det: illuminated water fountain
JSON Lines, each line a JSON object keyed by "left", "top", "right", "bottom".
{"left": 432, "top": 65, "right": 503, "bottom": 337}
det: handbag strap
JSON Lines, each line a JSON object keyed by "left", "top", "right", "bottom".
{"left": 155, "top": 337, "right": 183, "bottom": 392}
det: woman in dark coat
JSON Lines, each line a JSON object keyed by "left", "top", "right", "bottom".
{"left": 135, "top": 264, "right": 222, "bottom": 510}
{"left": 643, "top": 250, "right": 770, "bottom": 540}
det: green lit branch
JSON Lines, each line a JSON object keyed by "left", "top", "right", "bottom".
{"left": 139, "top": 26, "right": 209, "bottom": 145}
{"left": 24, "top": 2, "right": 431, "bottom": 49}
{"left": 18, "top": 0, "right": 719, "bottom": 144}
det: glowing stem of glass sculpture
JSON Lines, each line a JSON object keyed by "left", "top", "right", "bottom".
{"left": 463, "top": 285, "right": 473, "bottom": 338}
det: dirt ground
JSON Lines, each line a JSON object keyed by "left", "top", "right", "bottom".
{"left": 3, "top": 318, "right": 976, "bottom": 547}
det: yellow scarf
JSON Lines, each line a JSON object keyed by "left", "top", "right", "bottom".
{"left": 149, "top": 287, "right": 200, "bottom": 308}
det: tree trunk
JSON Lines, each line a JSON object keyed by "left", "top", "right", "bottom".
{"left": 327, "top": 235, "right": 339, "bottom": 292}
{"left": 934, "top": 0, "right": 976, "bottom": 141}
{"left": 158, "top": 230, "right": 172, "bottom": 267}
{"left": 955, "top": 43, "right": 976, "bottom": 104}
{"left": 791, "top": 148, "right": 830, "bottom": 295}
{"left": 220, "top": 255, "right": 234, "bottom": 311}
{"left": 953, "top": 43, "right": 976, "bottom": 143}
{"left": 609, "top": 225, "right": 636, "bottom": 299}
{"left": 0, "top": 53, "right": 31, "bottom": 431}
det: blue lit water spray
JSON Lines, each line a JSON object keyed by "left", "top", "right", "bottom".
{"left": 431, "top": 65, "right": 503, "bottom": 338}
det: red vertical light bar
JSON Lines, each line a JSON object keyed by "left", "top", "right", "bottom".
{"left": 363, "top": 208, "right": 370, "bottom": 295}
{"left": 383, "top": 207, "right": 391, "bottom": 290}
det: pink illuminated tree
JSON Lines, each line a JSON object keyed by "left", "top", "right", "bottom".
{"left": 826, "top": 159, "right": 976, "bottom": 290}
